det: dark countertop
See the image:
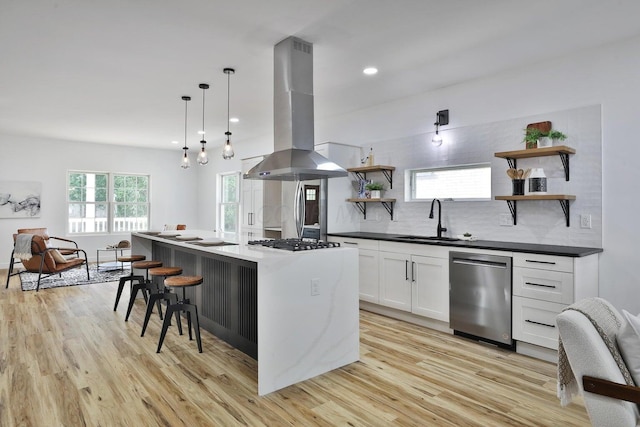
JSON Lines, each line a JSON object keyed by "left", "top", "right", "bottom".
{"left": 327, "top": 232, "right": 603, "bottom": 257}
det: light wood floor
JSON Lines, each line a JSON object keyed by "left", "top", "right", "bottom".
{"left": 0, "top": 272, "right": 590, "bottom": 426}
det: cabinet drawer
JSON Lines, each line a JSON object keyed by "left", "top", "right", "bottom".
{"left": 513, "top": 253, "right": 573, "bottom": 273}
{"left": 329, "top": 237, "right": 379, "bottom": 251}
{"left": 513, "top": 267, "right": 574, "bottom": 304}
{"left": 513, "top": 296, "right": 564, "bottom": 349}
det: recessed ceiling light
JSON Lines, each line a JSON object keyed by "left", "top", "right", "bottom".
{"left": 171, "top": 140, "right": 179, "bottom": 144}
{"left": 229, "top": 117, "right": 239, "bottom": 123}
{"left": 363, "top": 67, "right": 378, "bottom": 75}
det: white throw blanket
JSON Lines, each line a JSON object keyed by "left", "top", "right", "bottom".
{"left": 14, "top": 233, "right": 34, "bottom": 260}
{"left": 557, "top": 297, "right": 635, "bottom": 406}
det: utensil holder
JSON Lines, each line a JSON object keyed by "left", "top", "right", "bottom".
{"left": 512, "top": 179, "right": 525, "bottom": 195}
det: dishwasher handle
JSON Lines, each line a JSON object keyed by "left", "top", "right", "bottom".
{"left": 452, "top": 258, "right": 508, "bottom": 269}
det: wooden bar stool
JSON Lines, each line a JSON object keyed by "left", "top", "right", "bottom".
{"left": 125, "top": 260, "right": 163, "bottom": 322}
{"left": 113, "top": 254, "right": 146, "bottom": 312}
{"left": 157, "top": 275, "right": 204, "bottom": 353}
{"left": 141, "top": 266, "right": 183, "bottom": 337}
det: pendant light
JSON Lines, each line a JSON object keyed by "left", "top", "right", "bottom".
{"left": 197, "top": 83, "right": 209, "bottom": 165}
{"left": 180, "top": 96, "right": 191, "bottom": 169}
{"left": 222, "top": 67, "right": 235, "bottom": 160}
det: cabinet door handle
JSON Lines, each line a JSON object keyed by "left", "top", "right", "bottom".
{"left": 525, "top": 259, "right": 556, "bottom": 265}
{"left": 343, "top": 241, "right": 359, "bottom": 246}
{"left": 405, "top": 260, "right": 409, "bottom": 280}
{"left": 412, "top": 261, "right": 416, "bottom": 282}
{"left": 525, "top": 319, "right": 556, "bottom": 328}
{"left": 525, "top": 281, "right": 556, "bottom": 289}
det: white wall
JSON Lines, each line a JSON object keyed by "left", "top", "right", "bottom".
{"left": 0, "top": 134, "right": 199, "bottom": 265}
{"left": 210, "top": 35, "right": 640, "bottom": 313}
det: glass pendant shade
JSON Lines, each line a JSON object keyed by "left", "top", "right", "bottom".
{"left": 222, "top": 133, "right": 234, "bottom": 159}
{"left": 197, "top": 142, "right": 209, "bottom": 165}
{"left": 181, "top": 148, "right": 191, "bottom": 169}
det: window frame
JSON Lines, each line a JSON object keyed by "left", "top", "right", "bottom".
{"left": 218, "top": 171, "right": 241, "bottom": 234}
{"left": 67, "top": 170, "right": 151, "bottom": 235}
{"left": 405, "top": 162, "right": 492, "bottom": 202}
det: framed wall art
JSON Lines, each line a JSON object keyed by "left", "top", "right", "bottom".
{"left": 0, "top": 181, "right": 41, "bottom": 218}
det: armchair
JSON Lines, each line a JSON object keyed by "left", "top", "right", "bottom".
{"left": 6, "top": 228, "right": 89, "bottom": 291}
{"left": 556, "top": 297, "right": 640, "bottom": 427}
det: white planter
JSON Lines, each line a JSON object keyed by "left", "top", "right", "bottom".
{"left": 537, "top": 137, "right": 552, "bottom": 148}
{"left": 370, "top": 190, "right": 381, "bottom": 199}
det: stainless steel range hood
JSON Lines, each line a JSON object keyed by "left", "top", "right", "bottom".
{"left": 244, "top": 36, "right": 347, "bottom": 181}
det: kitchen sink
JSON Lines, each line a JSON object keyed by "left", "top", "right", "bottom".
{"left": 394, "top": 235, "right": 460, "bottom": 242}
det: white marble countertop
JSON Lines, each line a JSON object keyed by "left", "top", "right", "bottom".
{"left": 132, "top": 229, "right": 354, "bottom": 263}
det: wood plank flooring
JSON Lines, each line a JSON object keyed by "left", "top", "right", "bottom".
{"left": 0, "top": 272, "right": 590, "bottom": 426}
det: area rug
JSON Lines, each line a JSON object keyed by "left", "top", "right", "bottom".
{"left": 19, "top": 264, "right": 130, "bottom": 291}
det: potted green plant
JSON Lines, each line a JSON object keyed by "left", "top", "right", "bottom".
{"left": 523, "top": 128, "right": 544, "bottom": 149}
{"left": 548, "top": 129, "right": 567, "bottom": 145}
{"left": 365, "top": 182, "right": 384, "bottom": 199}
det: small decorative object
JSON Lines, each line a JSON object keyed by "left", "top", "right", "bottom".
{"left": 528, "top": 168, "right": 547, "bottom": 194}
{"left": 523, "top": 121, "right": 552, "bottom": 149}
{"left": 365, "top": 182, "right": 384, "bottom": 199}
{"left": 366, "top": 147, "right": 374, "bottom": 166}
{"left": 523, "top": 127, "right": 543, "bottom": 149}
{"left": 548, "top": 129, "right": 567, "bottom": 145}
{"left": 358, "top": 179, "right": 369, "bottom": 198}
{"left": 512, "top": 179, "right": 525, "bottom": 195}
{"left": 537, "top": 136, "right": 552, "bottom": 148}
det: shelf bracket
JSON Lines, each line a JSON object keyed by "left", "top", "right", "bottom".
{"left": 353, "top": 201, "right": 367, "bottom": 219}
{"left": 381, "top": 169, "right": 393, "bottom": 189}
{"left": 505, "top": 200, "right": 517, "bottom": 225}
{"left": 559, "top": 200, "right": 570, "bottom": 226}
{"left": 559, "top": 153, "right": 570, "bottom": 181}
{"left": 380, "top": 201, "right": 394, "bottom": 220}
{"left": 506, "top": 158, "right": 517, "bottom": 170}
{"left": 353, "top": 171, "right": 366, "bottom": 182}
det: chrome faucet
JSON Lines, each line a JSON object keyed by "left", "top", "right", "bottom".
{"left": 429, "top": 198, "right": 447, "bottom": 238}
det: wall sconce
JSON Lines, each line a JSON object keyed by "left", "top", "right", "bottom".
{"left": 432, "top": 109, "right": 449, "bottom": 147}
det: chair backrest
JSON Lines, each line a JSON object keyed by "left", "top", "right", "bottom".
{"left": 17, "top": 227, "right": 50, "bottom": 240}
{"left": 12, "top": 233, "right": 56, "bottom": 272}
{"left": 557, "top": 299, "right": 639, "bottom": 426}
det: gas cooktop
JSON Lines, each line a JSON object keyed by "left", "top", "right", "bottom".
{"left": 248, "top": 238, "right": 340, "bottom": 252}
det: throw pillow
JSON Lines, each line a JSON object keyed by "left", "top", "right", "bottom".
{"left": 617, "top": 309, "right": 640, "bottom": 386}
{"left": 50, "top": 249, "right": 70, "bottom": 264}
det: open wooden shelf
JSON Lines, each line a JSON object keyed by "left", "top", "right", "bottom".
{"left": 494, "top": 145, "right": 575, "bottom": 181}
{"left": 346, "top": 198, "right": 396, "bottom": 220}
{"left": 347, "top": 165, "right": 396, "bottom": 189}
{"left": 495, "top": 194, "right": 576, "bottom": 227}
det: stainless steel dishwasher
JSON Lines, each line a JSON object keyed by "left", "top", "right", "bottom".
{"left": 449, "top": 251, "right": 514, "bottom": 349}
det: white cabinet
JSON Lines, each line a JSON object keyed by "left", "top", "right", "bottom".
{"left": 379, "top": 251, "right": 412, "bottom": 312}
{"left": 411, "top": 255, "right": 449, "bottom": 322}
{"left": 512, "top": 252, "right": 598, "bottom": 350}
{"left": 329, "top": 237, "right": 380, "bottom": 303}
{"left": 241, "top": 157, "right": 264, "bottom": 231}
{"left": 378, "top": 242, "right": 449, "bottom": 319}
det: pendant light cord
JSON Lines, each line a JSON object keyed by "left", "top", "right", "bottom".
{"left": 226, "top": 71, "right": 231, "bottom": 135}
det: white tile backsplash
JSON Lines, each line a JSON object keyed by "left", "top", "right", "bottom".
{"left": 356, "top": 105, "right": 602, "bottom": 248}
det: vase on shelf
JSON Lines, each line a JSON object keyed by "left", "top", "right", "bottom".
{"left": 370, "top": 190, "right": 381, "bottom": 199}
{"left": 537, "top": 137, "right": 552, "bottom": 148}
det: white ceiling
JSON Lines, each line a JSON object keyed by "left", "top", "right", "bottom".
{"left": 1, "top": 0, "right": 639, "bottom": 151}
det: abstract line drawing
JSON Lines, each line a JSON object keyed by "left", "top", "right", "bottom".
{"left": 0, "top": 181, "right": 41, "bottom": 218}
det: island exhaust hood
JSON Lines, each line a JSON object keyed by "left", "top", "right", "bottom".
{"left": 244, "top": 36, "right": 347, "bottom": 181}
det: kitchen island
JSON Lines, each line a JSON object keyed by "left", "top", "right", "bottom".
{"left": 131, "top": 230, "right": 359, "bottom": 395}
